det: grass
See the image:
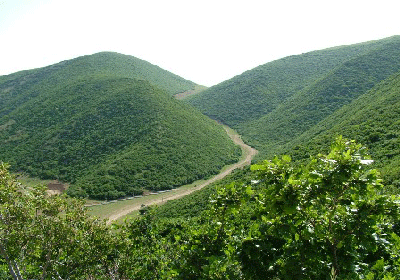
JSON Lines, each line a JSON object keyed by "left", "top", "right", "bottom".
{"left": 16, "top": 173, "right": 52, "bottom": 187}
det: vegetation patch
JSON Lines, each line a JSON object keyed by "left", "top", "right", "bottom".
{"left": 0, "top": 54, "right": 240, "bottom": 200}
{"left": 2, "top": 137, "right": 399, "bottom": 279}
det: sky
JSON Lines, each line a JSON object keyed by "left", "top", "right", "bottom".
{"left": 1, "top": 0, "right": 400, "bottom": 87}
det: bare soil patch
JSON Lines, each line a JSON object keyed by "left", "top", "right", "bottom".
{"left": 47, "top": 181, "right": 67, "bottom": 195}
{"left": 174, "top": 85, "right": 208, "bottom": 100}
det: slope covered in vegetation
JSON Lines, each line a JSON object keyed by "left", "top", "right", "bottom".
{"left": 0, "top": 52, "right": 197, "bottom": 123}
{"left": 187, "top": 36, "right": 399, "bottom": 127}
{"left": 0, "top": 54, "right": 240, "bottom": 199}
{"left": 2, "top": 138, "right": 399, "bottom": 279}
{"left": 282, "top": 70, "right": 400, "bottom": 191}
{"left": 240, "top": 36, "right": 400, "bottom": 158}
{"left": 187, "top": 36, "right": 400, "bottom": 159}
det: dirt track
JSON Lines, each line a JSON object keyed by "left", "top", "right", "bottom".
{"left": 106, "top": 126, "right": 257, "bottom": 224}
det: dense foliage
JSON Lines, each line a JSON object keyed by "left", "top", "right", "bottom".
{"left": 240, "top": 37, "right": 400, "bottom": 159}
{"left": 282, "top": 71, "right": 400, "bottom": 192}
{"left": 187, "top": 36, "right": 400, "bottom": 190}
{"left": 187, "top": 36, "right": 399, "bottom": 127}
{"left": 0, "top": 163, "right": 118, "bottom": 279}
{"left": 2, "top": 137, "right": 399, "bottom": 279}
{"left": 156, "top": 167, "right": 253, "bottom": 219}
{"left": 0, "top": 54, "right": 240, "bottom": 200}
{"left": 0, "top": 52, "right": 195, "bottom": 105}
{"left": 145, "top": 137, "right": 400, "bottom": 279}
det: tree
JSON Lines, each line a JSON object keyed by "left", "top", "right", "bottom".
{"left": 1, "top": 136, "right": 399, "bottom": 279}
{"left": 173, "top": 137, "right": 400, "bottom": 279}
{"left": 0, "top": 163, "right": 117, "bottom": 280}
{"left": 248, "top": 137, "right": 400, "bottom": 279}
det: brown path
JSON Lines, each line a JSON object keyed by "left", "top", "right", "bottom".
{"left": 106, "top": 126, "right": 257, "bottom": 224}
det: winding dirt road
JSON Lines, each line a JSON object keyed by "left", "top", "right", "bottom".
{"left": 106, "top": 126, "right": 257, "bottom": 224}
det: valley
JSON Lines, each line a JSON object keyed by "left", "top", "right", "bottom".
{"left": 2, "top": 36, "right": 400, "bottom": 279}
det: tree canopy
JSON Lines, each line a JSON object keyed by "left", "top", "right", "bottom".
{"left": 2, "top": 137, "right": 399, "bottom": 279}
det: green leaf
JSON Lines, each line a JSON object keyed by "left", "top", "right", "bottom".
{"left": 282, "top": 155, "right": 292, "bottom": 162}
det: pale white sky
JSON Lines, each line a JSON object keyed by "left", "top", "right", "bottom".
{"left": 1, "top": 0, "right": 399, "bottom": 86}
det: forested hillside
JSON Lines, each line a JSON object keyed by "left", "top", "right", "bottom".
{"left": 281, "top": 71, "right": 400, "bottom": 191}
{"left": 187, "top": 36, "right": 399, "bottom": 126}
{"left": 240, "top": 36, "right": 400, "bottom": 157}
{"left": 0, "top": 52, "right": 195, "bottom": 102}
{"left": 0, "top": 54, "right": 240, "bottom": 199}
{"left": 2, "top": 138, "right": 399, "bottom": 279}
{"left": 187, "top": 36, "right": 400, "bottom": 188}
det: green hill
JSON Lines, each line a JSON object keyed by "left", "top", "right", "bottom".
{"left": 0, "top": 52, "right": 196, "bottom": 119}
{"left": 187, "top": 36, "right": 400, "bottom": 158}
{"left": 0, "top": 54, "right": 240, "bottom": 199}
{"left": 282, "top": 71, "right": 400, "bottom": 190}
{"left": 240, "top": 36, "right": 400, "bottom": 158}
{"left": 187, "top": 36, "right": 399, "bottom": 126}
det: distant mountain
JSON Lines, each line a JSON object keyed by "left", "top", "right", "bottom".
{"left": 0, "top": 53, "right": 240, "bottom": 199}
{"left": 187, "top": 36, "right": 400, "bottom": 158}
